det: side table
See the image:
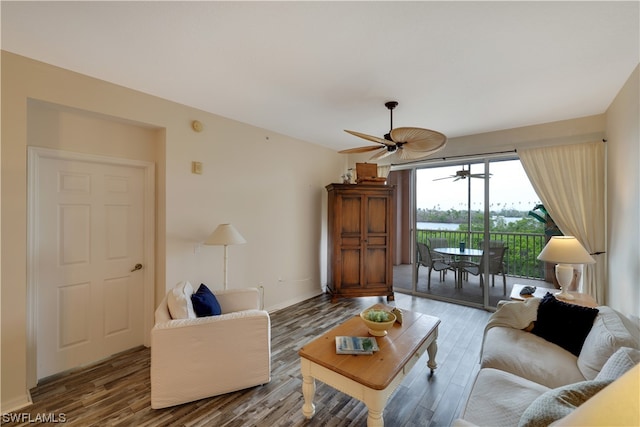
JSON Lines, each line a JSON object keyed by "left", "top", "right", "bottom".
{"left": 510, "top": 283, "right": 598, "bottom": 308}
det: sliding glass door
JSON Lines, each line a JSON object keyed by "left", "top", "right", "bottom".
{"left": 391, "top": 157, "right": 543, "bottom": 309}
{"left": 414, "top": 163, "right": 487, "bottom": 307}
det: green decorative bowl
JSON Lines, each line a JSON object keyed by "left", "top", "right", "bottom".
{"left": 360, "top": 309, "right": 397, "bottom": 337}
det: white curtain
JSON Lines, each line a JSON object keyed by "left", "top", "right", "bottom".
{"left": 519, "top": 141, "right": 606, "bottom": 302}
{"left": 377, "top": 165, "right": 391, "bottom": 179}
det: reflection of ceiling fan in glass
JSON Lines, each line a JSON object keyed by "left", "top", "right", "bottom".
{"left": 433, "top": 166, "right": 491, "bottom": 181}
{"left": 340, "top": 101, "right": 447, "bottom": 161}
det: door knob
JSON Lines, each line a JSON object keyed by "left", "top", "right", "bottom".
{"left": 131, "top": 263, "right": 143, "bottom": 272}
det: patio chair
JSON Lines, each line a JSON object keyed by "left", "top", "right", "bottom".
{"left": 427, "top": 237, "right": 449, "bottom": 254}
{"left": 427, "top": 237, "right": 454, "bottom": 262}
{"left": 417, "top": 242, "right": 455, "bottom": 289}
{"left": 479, "top": 240, "right": 506, "bottom": 248}
{"left": 459, "top": 246, "right": 508, "bottom": 294}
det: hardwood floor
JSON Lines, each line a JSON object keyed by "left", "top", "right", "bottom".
{"left": 6, "top": 293, "right": 491, "bottom": 426}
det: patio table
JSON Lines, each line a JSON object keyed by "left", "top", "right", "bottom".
{"left": 433, "top": 247, "right": 483, "bottom": 288}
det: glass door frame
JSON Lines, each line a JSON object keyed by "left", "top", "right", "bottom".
{"left": 393, "top": 154, "right": 517, "bottom": 310}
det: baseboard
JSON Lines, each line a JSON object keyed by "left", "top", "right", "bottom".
{"left": 266, "top": 289, "right": 324, "bottom": 313}
{"left": 1, "top": 392, "right": 33, "bottom": 414}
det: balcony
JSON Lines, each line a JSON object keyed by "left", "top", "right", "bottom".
{"left": 417, "top": 229, "right": 548, "bottom": 279}
{"left": 394, "top": 229, "right": 553, "bottom": 307}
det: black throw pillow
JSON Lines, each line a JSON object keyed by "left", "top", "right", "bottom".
{"left": 531, "top": 292, "right": 599, "bottom": 356}
{"left": 191, "top": 283, "right": 222, "bottom": 317}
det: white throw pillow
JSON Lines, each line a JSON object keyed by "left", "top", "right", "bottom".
{"left": 595, "top": 347, "right": 640, "bottom": 381}
{"left": 577, "top": 306, "right": 640, "bottom": 379}
{"left": 518, "top": 379, "right": 613, "bottom": 427}
{"left": 167, "top": 281, "right": 196, "bottom": 319}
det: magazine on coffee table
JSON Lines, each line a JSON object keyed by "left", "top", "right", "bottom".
{"left": 335, "top": 336, "right": 379, "bottom": 355}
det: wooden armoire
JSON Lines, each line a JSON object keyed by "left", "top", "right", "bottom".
{"left": 326, "top": 183, "right": 395, "bottom": 302}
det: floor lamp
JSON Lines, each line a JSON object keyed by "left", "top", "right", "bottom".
{"left": 537, "top": 236, "right": 595, "bottom": 300}
{"left": 204, "top": 223, "right": 246, "bottom": 290}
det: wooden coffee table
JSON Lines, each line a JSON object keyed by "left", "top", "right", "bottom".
{"left": 298, "top": 305, "right": 440, "bottom": 426}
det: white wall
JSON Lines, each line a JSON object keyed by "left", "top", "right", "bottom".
{"left": 1, "top": 51, "right": 344, "bottom": 410}
{"left": 163, "top": 114, "right": 344, "bottom": 311}
{"left": 606, "top": 64, "right": 640, "bottom": 324}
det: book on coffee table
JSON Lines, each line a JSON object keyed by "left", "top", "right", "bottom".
{"left": 335, "top": 336, "right": 379, "bottom": 355}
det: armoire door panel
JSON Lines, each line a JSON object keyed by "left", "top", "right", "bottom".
{"left": 365, "top": 248, "right": 388, "bottom": 284}
{"left": 366, "top": 196, "right": 388, "bottom": 234}
{"left": 340, "top": 236, "right": 361, "bottom": 246}
{"left": 340, "top": 196, "right": 362, "bottom": 234}
{"left": 340, "top": 249, "right": 361, "bottom": 287}
{"left": 366, "top": 236, "right": 387, "bottom": 246}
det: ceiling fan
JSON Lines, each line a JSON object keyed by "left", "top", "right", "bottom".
{"left": 433, "top": 166, "right": 491, "bottom": 181}
{"left": 340, "top": 101, "right": 447, "bottom": 161}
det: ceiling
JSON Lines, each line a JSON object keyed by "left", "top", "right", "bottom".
{"left": 2, "top": 1, "right": 638, "bottom": 152}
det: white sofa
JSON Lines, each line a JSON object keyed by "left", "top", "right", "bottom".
{"left": 455, "top": 295, "right": 640, "bottom": 427}
{"left": 150, "top": 283, "right": 271, "bottom": 409}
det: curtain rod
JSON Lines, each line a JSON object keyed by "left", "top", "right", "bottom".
{"left": 390, "top": 138, "right": 606, "bottom": 168}
{"left": 391, "top": 149, "right": 517, "bottom": 167}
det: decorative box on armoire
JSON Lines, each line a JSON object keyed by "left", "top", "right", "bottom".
{"left": 326, "top": 183, "right": 395, "bottom": 302}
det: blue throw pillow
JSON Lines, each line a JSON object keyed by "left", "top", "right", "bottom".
{"left": 191, "top": 283, "right": 222, "bottom": 317}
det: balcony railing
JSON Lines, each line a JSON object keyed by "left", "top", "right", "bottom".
{"left": 416, "top": 229, "right": 547, "bottom": 279}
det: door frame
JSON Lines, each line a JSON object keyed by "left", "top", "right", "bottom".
{"left": 27, "top": 147, "right": 155, "bottom": 387}
{"left": 394, "top": 154, "right": 518, "bottom": 309}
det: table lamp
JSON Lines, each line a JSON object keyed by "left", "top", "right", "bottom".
{"left": 204, "top": 223, "right": 246, "bottom": 290}
{"left": 537, "top": 236, "right": 595, "bottom": 300}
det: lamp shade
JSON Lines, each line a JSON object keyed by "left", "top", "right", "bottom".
{"left": 204, "top": 223, "right": 246, "bottom": 246}
{"left": 537, "top": 236, "right": 595, "bottom": 264}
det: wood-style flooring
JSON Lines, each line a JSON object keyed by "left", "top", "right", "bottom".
{"left": 5, "top": 292, "right": 491, "bottom": 426}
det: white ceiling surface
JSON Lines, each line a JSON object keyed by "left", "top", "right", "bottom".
{"left": 2, "top": 1, "right": 639, "bottom": 152}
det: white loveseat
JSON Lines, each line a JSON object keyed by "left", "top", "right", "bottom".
{"left": 454, "top": 295, "right": 640, "bottom": 426}
{"left": 150, "top": 282, "right": 271, "bottom": 409}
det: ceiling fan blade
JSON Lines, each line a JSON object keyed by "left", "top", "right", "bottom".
{"left": 339, "top": 145, "right": 384, "bottom": 154}
{"left": 390, "top": 127, "right": 447, "bottom": 153}
{"left": 396, "top": 146, "right": 442, "bottom": 161}
{"left": 369, "top": 148, "right": 393, "bottom": 161}
{"left": 468, "top": 173, "right": 493, "bottom": 179}
{"left": 433, "top": 169, "right": 493, "bottom": 181}
{"left": 344, "top": 130, "right": 394, "bottom": 146}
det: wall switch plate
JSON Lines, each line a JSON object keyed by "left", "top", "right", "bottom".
{"left": 192, "top": 161, "right": 202, "bottom": 174}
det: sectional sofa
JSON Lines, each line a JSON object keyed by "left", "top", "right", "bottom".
{"left": 454, "top": 293, "right": 640, "bottom": 426}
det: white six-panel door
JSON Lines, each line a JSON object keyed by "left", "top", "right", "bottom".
{"left": 34, "top": 154, "right": 146, "bottom": 379}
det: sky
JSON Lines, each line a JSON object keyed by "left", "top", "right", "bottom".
{"left": 416, "top": 159, "right": 541, "bottom": 212}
